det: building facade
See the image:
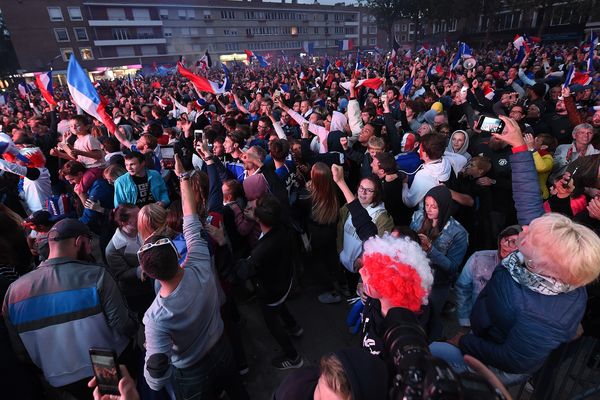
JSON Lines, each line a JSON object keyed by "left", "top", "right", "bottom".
{"left": 1, "top": 0, "right": 381, "bottom": 74}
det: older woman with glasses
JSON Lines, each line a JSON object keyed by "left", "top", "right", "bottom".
{"left": 430, "top": 116, "right": 600, "bottom": 385}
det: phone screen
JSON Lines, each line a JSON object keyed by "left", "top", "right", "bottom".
{"left": 194, "top": 130, "right": 204, "bottom": 142}
{"left": 90, "top": 349, "right": 121, "bottom": 395}
{"left": 160, "top": 146, "right": 175, "bottom": 160}
{"left": 478, "top": 116, "right": 505, "bottom": 134}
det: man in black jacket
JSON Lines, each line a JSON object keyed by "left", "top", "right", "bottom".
{"left": 236, "top": 194, "right": 303, "bottom": 370}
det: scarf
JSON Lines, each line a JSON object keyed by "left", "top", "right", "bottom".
{"left": 502, "top": 251, "right": 575, "bottom": 295}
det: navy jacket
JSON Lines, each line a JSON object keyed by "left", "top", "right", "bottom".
{"left": 459, "top": 150, "right": 587, "bottom": 374}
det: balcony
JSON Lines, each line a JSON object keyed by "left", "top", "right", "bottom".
{"left": 94, "top": 37, "right": 167, "bottom": 46}
{"left": 88, "top": 19, "right": 163, "bottom": 27}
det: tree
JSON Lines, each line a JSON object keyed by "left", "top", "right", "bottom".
{"left": 358, "top": 0, "right": 405, "bottom": 48}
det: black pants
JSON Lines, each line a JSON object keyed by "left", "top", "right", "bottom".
{"left": 260, "top": 301, "right": 298, "bottom": 358}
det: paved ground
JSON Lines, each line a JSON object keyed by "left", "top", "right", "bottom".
{"left": 236, "top": 280, "right": 362, "bottom": 399}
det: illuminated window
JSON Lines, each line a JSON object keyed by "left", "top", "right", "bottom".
{"left": 80, "top": 48, "right": 94, "bottom": 60}
{"left": 60, "top": 48, "right": 74, "bottom": 62}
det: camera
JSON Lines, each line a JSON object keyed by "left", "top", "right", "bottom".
{"left": 383, "top": 310, "right": 505, "bottom": 399}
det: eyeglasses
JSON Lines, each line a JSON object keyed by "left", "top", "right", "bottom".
{"left": 358, "top": 186, "right": 375, "bottom": 194}
{"left": 501, "top": 238, "right": 518, "bottom": 247}
{"left": 137, "top": 237, "right": 181, "bottom": 263}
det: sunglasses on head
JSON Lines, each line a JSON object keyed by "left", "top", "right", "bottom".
{"left": 137, "top": 237, "right": 181, "bottom": 263}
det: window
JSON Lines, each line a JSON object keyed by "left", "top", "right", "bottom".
{"left": 203, "top": 10, "right": 212, "bottom": 19}
{"left": 497, "top": 12, "right": 520, "bottom": 31}
{"left": 291, "top": 26, "right": 298, "bottom": 36}
{"left": 132, "top": 8, "right": 150, "bottom": 20}
{"left": 369, "top": 38, "right": 376, "bottom": 45}
{"left": 67, "top": 7, "right": 82, "bottom": 21}
{"left": 54, "top": 28, "right": 69, "bottom": 42}
{"left": 192, "top": 44, "right": 202, "bottom": 51}
{"left": 112, "top": 28, "right": 130, "bottom": 40}
{"left": 314, "top": 27, "right": 318, "bottom": 34}
{"left": 167, "top": 45, "right": 176, "bottom": 53}
{"left": 206, "top": 28, "right": 214, "bottom": 35}
{"left": 137, "top": 27, "right": 154, "bottom": 38}
{"left": 180, "top": 27, "right": 190, "bottom": 36}
{"left": 402, "top": 24, "right": 407, "bottom": 32}
{"left": 116, "top": 46, "right": 135, "bottom": 57}
{"left": 221, "top": 10, "right": 234, "bottom": 19}
{"left": 394, "top": 25, "right": 400, "bottom": 32}
{"left": 550, "top": 8, "right": 582, "bottom": 26}
{"left": 362, "top": 26, "right": 367, "bottom": 35}
{"left": 448, "top": 19, "right": 457, "bottom": 32}
{"left": 107, "top": 8, "right": 126, "bottom": 20}
{"left": 187, "top": 10, "right": 195, "bottom": 19}
{"left": 361, "top": 38, "right": 367, "bottom": 46}
{"left": 163, "top": 28, "right": 172, "bottom": 38}
{"left": 178, "top": 10, "right": 187, "bottom": 19}
{"left": 368, "top": 26, "right": 377, "bottom": 34}
{"left": 400, "top": 35, "right": 406, "bottom": 41}
{"left": 140, "top": 45, "right": 158, "bottom": 55}
{"left": 159, "top": 9, "right": 168, "bottom": 19}
{"left": 48, "top": 7, "right": 63, "bottom": 22}
{"left": 60, "top": 48, "right": 74, "bottom": 62}
{"left": 73, "top": 27, "right": 88, "bottom": 41}
{"left": 190, "top": 28, "right": 199, "bottom": 36}
{"left": 80, "top": 47, "right": 94, "bottom": 60}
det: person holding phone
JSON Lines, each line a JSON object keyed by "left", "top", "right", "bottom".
{"left": 139, "top": 155, "right": 249, "bottom": 399}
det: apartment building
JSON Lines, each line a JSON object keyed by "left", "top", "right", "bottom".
{"left": 1, "top": 0, "right": 381, "bottom": 74}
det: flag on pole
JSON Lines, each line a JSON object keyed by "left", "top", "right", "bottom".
{"left": 17, "top": 82, "right": 30, "bottom": 99}
{"left": 177, "top": 62, "right": 227, "bottom": 94}
{"left": 66, "top": 56, "right": 116, "bottom": 134}
{"left": 563, "top": 64, "right": 593, "bottom": 88}
{"left": 355, "top": 49, "right": 365, "bottom": 73}
{"left": 513, "top": 35, "right": 531, "bottom": 53}
{"left": 244, "top": 50, "right": 255, "bottom": 62}
{"left": 391, "top": 37, "right": 401, "bottom": 63}
{"left": 255, "top": 54, "right": 270, "bottom": 68}
{"left": 401, "top": 77, "right": 414, "bottom": 97}
{"left": 34, "top": 71, "right": 56, "bottom": 106}
{"left": 588, "top": 32, "right": 598, "bottom": 72}
{"left": 339, "top": 39, "right": 353, "bottom": 51}
{"left": 450, "top": 42, "right": 473, "bottom": 70}
{"left": 198, "top": 50, "right": 213, "bottom": 70}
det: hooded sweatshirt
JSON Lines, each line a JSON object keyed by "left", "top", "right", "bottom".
{"left": 402, "top": 157, "right": 453, "bottom": 208}
{"left": 288, "top": 109, "right": 348, "bottom": 153}
{"left": 446, "top": 130, "right": 471, "bottom": 161}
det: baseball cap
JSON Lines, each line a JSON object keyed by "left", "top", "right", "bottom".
{"left": 48, "top": 218, "right": 92, "bottom": 241}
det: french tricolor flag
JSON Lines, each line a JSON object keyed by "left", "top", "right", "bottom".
{"left": 340, "top": 78, "right": 384, "bottom": 91}
{"left": 67, "top": 56, "right": 116, "bottom": 134}
{"left": 34, "top": 71, "right": 56, "bottom": 106}
{"left": 177, "top": 62, "right": 227, "bottom": 94}
{"left": 339, "top": 39, "right": 353, "bottom": 51}
{"left": 563, "top": 64, "right": 592, "bottom": 88}
{"left": 244, "top": 50, "right": 255, "bottom": 62}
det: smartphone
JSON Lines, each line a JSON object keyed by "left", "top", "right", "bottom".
{"left": 206, "top": 215, "right": 213, "bottom": 225}
{"left": 477, "top": 115, "right": 506, "bottom": 134}
{"left": 194, "top": 129, "right": 204, "bottom": 142}
{"left": 380, "top": 92, "right": 387, "bottom": 102}
{"left": 89, "top": 348, "right": 121, "bottom": 396}
{"left": 160, "top": 145, "right": 175, "bottom": 169}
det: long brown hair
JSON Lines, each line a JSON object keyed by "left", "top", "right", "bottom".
{"left": 310, "top": 162, "right": 339, "bottom": 225}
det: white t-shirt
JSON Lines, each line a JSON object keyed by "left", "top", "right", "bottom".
{"left": 74, "top": 134, "right": 104, "bottom": 168}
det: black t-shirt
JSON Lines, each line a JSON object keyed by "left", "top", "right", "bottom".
{"left": 382, "top": 177, "right": 412, "bottom": 226}
{"left": 132, "top": 174, "right": 155, "bottom": 207}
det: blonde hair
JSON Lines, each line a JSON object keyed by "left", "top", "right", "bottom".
{"left": 367, "top": 136, "right": 385, "bottom": 150}
{"left": 103, "top": 164, "right": 126, "bottom": 182}
{"left": 529, "top": 213, "right": 600, "bottom": 287}
{"left": 138, "top": 203, "right": 168, "bottom": 242}
{"left": 319, "top": 354, "right": 352, "bottom": 400}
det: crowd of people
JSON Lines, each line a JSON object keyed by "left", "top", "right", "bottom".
{"left": 1, "top": 38, "right": 600, "bottom": 399}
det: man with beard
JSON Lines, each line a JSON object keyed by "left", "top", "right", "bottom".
{"left": 542, "top": 97, "right": 573, "bottom": 145}
{"left": 3, "top": 219, "right": 138, "bottom": 399}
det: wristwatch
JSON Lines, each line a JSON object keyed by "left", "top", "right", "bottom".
{"left": 178, "top": 171, "right": 192, "bottom": 181}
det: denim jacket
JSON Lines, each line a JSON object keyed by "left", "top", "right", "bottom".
{"left": 410, "top": 211, "right": 468, "bottom": 281}
{"left": 455, "top": 250, "right": 499, "bottom": 327}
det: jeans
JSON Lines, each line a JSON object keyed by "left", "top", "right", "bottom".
{"left": 172, "top": 335, "right": 249, "bottom": 400}
{"left": 429, "top": 342, "right": 530, "bottom": 386}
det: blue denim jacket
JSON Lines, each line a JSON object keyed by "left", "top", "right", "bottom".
{"left": 410, "top": 211, "right": 468, "bottom": 278}
{"left": 455, "top": 250, "right": 499, "bottom": 327}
